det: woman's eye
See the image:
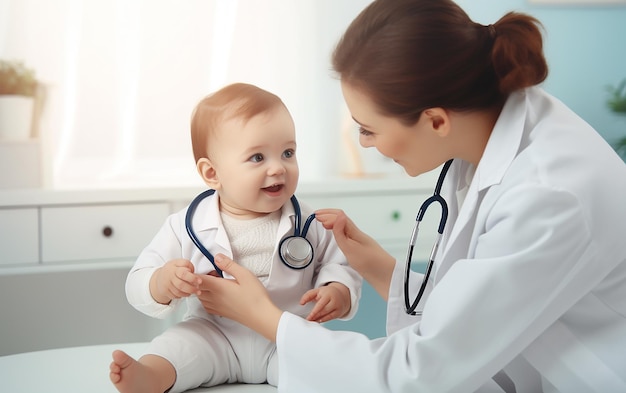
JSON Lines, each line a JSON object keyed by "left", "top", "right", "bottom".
{"left": 250, "top": 153, "right": 264, "bottom": 163}
{"left": 358, "top": 126, "right": 373, "bottom": 137}
{"left": 283, "top": 149, "right": 295, "bottom": 159}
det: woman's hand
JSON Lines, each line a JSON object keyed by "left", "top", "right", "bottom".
{"left": 315, "top": 208, "right": 395, "bottom": 300}
{"left": 196, "top": 254, "right": 283, "bottom": 342}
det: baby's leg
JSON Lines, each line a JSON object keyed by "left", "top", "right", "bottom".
{"left": 109, "top": 350, "right": 176, "bottom": 393}
{"left": 266, "top": 347, "right": 279, "bottom": 387}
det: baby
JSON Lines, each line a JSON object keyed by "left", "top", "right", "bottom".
{"left": 109, "top": 83, "right": 362, "bottom": 392}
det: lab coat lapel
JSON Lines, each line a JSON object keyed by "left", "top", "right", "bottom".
{"left": 185, "top": 190, "right": 233, "bottom": 275}
{"left": 435, "top": 89, "right": 529, "bottom": 281}
{"left": 266, "top": 198, "right": 297, "bottom": 284}
{"left": 196, "top": 190, "right": 231, "bottom": 252}
{"left": 276, "top": 198, "right": 297, "bottom": 240}
{"left": 434, "top": 166, "right": 480, "bottom": 281}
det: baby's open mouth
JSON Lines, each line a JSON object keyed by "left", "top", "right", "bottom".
{"left": 263, "top": 184, "right": 283, "bottom": 193}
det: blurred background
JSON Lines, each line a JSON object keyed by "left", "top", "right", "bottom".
{"left": 0, "top": 0, "right": 624, "bottom": 190}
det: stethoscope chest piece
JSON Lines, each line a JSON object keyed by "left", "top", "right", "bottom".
{"left": 279, "top": 236, "right": 314, "bottom": 269}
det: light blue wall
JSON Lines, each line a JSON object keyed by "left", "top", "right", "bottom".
{"left": 457, "top": 0, "right": 626, "bottom": 147}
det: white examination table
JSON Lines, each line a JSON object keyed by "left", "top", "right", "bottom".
{"left": 0, "top": 342, "right": 277, "bottom": 393}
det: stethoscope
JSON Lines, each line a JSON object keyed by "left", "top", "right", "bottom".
{"left": 404, "top": 159, "right": 453, "bottom": 316}
{"left": 185, "top": 189, "right": 316, "bottom": 277}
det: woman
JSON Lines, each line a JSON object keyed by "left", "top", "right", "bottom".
{"left": 197, "top": 0, "right": 626, "bottom": 391}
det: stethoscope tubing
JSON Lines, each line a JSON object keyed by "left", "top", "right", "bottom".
{"left": 185, "top": 190, "right": 315, "bottom": 277}
{"left": 404, "top": 159, "right": 453, "bottom": 315}
{"left": 185, "top": 189, "right": 223, "bottom": 277}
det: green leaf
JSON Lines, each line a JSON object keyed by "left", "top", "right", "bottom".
{"left": 607, "top": 79, "right": 626, "bottom": 114}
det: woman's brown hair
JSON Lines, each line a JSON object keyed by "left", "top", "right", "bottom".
{"left": 332, "top": 0, "right": 548, "bottom": 125}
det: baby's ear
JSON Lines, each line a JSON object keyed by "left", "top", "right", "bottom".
{"left": 197, "top": 158, "right": 220, "bottom": 189}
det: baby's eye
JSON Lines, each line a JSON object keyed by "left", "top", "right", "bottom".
{"left": 250, "top": 153, "right": 264, "bottom": 163}
{"left": 358, "top": 126, "right": 373, "bottom": 137}
{"left": 283, "top": 149, "right": 295, "bottom": 159}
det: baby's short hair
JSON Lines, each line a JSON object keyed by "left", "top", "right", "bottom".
{"left": 190, "top": 83, "right": 285, "bottom": 163}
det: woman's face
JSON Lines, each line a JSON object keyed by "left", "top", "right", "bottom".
{"left": 340, "top": 81, "right": 447, "bottom": 177}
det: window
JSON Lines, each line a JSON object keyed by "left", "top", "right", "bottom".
{"left": 1, "top": 0, "right": 381, "bottom": 189}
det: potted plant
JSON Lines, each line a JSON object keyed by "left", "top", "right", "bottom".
{"left": 606, "top": 79, "right": 626, "bottom": 157}
{"left": 0, "top": 59, "right": 38, "bottom": 140}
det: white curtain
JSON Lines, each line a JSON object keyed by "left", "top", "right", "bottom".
{"left": 1, "top": 0, "right": 379, "bottom": 189}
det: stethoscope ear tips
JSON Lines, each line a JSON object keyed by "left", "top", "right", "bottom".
{"left": 280, "top": 236, "right": 314, "bottom": 269}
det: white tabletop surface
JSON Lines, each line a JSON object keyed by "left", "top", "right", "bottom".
{"left": 0, "top": 342, "right": 277, "bottom": 393}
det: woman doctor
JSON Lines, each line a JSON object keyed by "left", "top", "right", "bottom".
{"left": 197, "top": 0, "right": 626, "bottom": 391}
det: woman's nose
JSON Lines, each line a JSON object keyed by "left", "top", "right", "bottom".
{"left": 359, "top": 135, "right": 374, "bottom": 148}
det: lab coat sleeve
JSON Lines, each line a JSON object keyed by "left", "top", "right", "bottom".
{"left": 125, "top": 213, "right": 185, "bottom": 319}
{"left": 275, "top": 185, "right": 594, "bottom": 393}
{"left": 387, "top": 262, "right": 426, "bottom": 334}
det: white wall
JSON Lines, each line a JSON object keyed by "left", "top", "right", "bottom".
{"left": 0, "top": 0, "right": 387, "bottom": 190}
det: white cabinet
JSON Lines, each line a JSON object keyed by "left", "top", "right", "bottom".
{"left": 0, "top": 189, "right": 190, "bottom": 355}
{"left": 306, "top": 194, "right": 419, "bottom": 240}
{"left": 40, "top": 203, "right": 170, "bottom": 263}
{"left": 0, "top": 188, "right": 199, "bottom": 268}
{"left": 304, "top": 190, "right": 440, "bottom": 264}
{"left": 0, "top": 207, "right": 39, "bottom": 265}
{"left": 0, "top": 179, "right": 436, "bottom": 268}
{"left": 0, "top": 178, "right": 436, "bottom": 352}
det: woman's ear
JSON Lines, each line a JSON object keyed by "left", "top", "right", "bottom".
{"left": 422, "top": 108, "right": 450, "bottom": 137}
{"left": 197, "top": 158, "right": 221, "bottom": 189}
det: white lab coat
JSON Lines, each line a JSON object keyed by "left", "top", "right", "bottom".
{"left": 126, "top": 192, "right": 362, "bottom": 323}
{"left": 275, "top": 87, "right": 626, "bottom": 393}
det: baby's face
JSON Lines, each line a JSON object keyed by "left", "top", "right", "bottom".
{"left": 209, "top": 106, "right": 299, "bottom": 219}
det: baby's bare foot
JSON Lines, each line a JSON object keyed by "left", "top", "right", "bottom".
{"left": 109, "top": 350, "right": 167, "bottom": 393}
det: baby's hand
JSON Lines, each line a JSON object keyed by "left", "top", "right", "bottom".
{"left": 300, "top": 282, "right": 351, "bottom": 323}
{"left": 150, "top": 259, "right": 202, "bottom": 304}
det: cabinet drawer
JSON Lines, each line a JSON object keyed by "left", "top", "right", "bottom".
{"left": 40, "top": 203, "right": 170, "bottom": 263}
{"left": 0, "top": 208, "right": 39, "bottom": 265}
{"left": 306, "top": 193, "right": 441, "bottom": 259}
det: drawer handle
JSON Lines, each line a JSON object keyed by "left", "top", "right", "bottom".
{"left": 391, "top": 210, "right": 401, "bottom": 221}
{"left": 102, "top": 226, "right": 114, "bottom": 238}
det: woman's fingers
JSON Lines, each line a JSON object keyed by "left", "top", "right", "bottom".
{"left": 315, "top": 209, "right": 353, "bottom": 247}
{"left": 214, "top": 253, "right": 243, "bottom": 278}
